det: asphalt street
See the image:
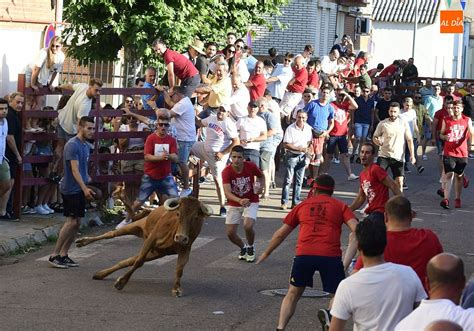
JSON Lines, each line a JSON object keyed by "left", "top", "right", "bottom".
{"left": 1, "top": 147, "right": 473, "bottom": 330}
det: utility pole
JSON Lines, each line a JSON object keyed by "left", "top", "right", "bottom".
{"left": 412, "top": 0, "right": 418, "bottom": 59}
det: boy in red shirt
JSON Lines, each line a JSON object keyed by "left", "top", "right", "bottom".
{"left": 116, "top": 112, "right": 179, "bottom": 229}
{"left": 257, "top": 174, "right": 358, "bottom": 330}
{"left": 222, "top": 145, "right": 265, "bottom": 263}
{"left": 439, "top": 100, "right": 474, "bottom": 209}
{"left": 246, "top": 61, "right": 266, "bottom": 101}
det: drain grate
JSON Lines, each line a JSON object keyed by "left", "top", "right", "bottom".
{"left": 260, "top": 288, "right": 329, "bottom": 298}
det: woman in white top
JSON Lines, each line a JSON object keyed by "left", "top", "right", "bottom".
{"left": 24, "top": 36, "right": 66, "bottom": 131}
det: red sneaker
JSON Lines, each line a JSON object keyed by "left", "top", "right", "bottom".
{"left": 463, "top": 175, "right": 469, "bottom": 188}
{"left": 440, "top": 199, "right": 449, "bottom": 209}
{"left": 455, "top": 199, "right": 461, "bottom": 208}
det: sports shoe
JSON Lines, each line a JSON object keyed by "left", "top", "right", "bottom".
{"left": 417, "top": 166, "right": 425, "bottom": 174}
{"left": 219, "top": 206, "right": 226, "bottom": 217}
{"left": 34, "top": 205, "right": 50, "bottom": 215}
{"left": 331, "top": 158, "right": 340, "bottom": 164}
{"left": 61, "top": 255, "right": 79, "bottom": 267}
{"left": 403, "top": 184, "right": 408, "bottom": 190}
{"left": 455, "top": 198, "right": 461, "bottom": 208}
{"left": 0, "top": 212, "right": 19, "bottom": 222}
{"left": 347, "top": 173, "right": 359, "bottom": 181}
{"left": 89, "top": 215, "right": 104, "bottom": 227}
{"left": 440, "top": 199, "right": 449, "bottom": 209}
{"left": 238, "top": 246, "right": 247, "bottom": 260}
{"left": 280, "top": 204, "right": 288, "bottom": 210}
{"left": 179, "top": 188, "right": 193, "bottom": 197}
{"left": 246, "top": 246, "right": 255, "bottom": 262}
{"left": 463, "top": 175, "right": 469, "bottom": 188}
{"left": 437, "top": 188, "right": 444, "bottom": 198}
{"left": 404, "top": 165, "right": 411, "bottom": 173}
{"left": 48, "top": 172, "right": 61, "bottom": 184}
{"left": 270, "top": 181, "right": 277, "bottom": 189}
{"left": 468, "top": 153, "right": 474, "bottom": 160}
{"left": 21, "top": 206, "right": 37, "bottom": 215}
{"left": 115, "top": 218, "right": 132, "bottom": 230}
{"left": 42, "top": 204, "right": 54, "bottom": 214}
{"left": 318, "top": 308, "right": 331, "bottom": 331}
{"left": 422, "top": 154, "right": 428, "bottom": 161}
{"left": 48, "top": 255, "right": 68, "bottom": 269}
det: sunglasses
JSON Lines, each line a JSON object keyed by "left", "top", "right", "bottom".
{"left": 157, "top": 123, "right": 170, "bottom": 127}
{"left": 228, "top": 49, "right": 236, "bottom": 54}
{"left": 284, "top": 59, "right": 292, "bottom": 63}
{"left": 126, "top": 99, "right": 133, "bottom": 102}
{"left": 236, "top": 45, "right": 243, "bottom": 49}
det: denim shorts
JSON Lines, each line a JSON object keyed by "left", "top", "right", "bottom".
{"left": 423, "top": 123, "right": 432, "bottom": 140}
{"left": 137, "top": 175, "right": 178, "bottom": 202}
{"left": 57, "top": 125, "right": 76, "bottom": 141}
{"left": 354, "top": 123, "right": 370, "bottom": 139}
{"left": 177, "top": 140, "right": 195, "bottom": 164}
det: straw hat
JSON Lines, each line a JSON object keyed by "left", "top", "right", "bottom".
{"left": 189, "top": 39, "right": 205, "bottom": 55}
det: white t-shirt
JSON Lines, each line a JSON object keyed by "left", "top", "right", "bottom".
{"left": 119, "top": 123, "right": 147, "bottom": 149}
{"left": 395, "top": 299, "right": 474, "bottom": 331}
{"left": 283, "top": 122, "right": 312, "bottom": 155}
{"left": 321, "top": 55, "right": 339, "bottom": 75}
{"left": 228, "top": 86, "right": 250, "bottom": 120}
{"left": 201, "top": 115, "right": 238, "bottom": 153}
{"left": 171, "top": 97, "right": 196, "bottom": 142}
{"left": 24, "top": 48, "right": 65, "bottom": 86}
{"left": 236, "top": 60, "right": 250, "bottom": 83}
{"left": 236, "top": 116, "right": 267, "bottom": 151}
{"left": 0, "top": 118, "right": 8, "bottom": 163}
{"left": 399, "top": 108, "right": 417, "bottom": 137}
{"left": 267, "top": 64, "right": 294, "bottom": 100}
{"left": 57, "top": 83, "right": 93, "bottom": 135}
{"left": 331, "top": 262, "right": 427, "bottom": 331}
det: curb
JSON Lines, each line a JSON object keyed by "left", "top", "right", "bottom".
{"left": 0, "top": 224, "right": 62, "bottom": 257}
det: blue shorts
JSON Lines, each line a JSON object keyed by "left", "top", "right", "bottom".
{"left": 137, "top": 175, "right": 178, "bottom": 202}
{"left": 423, "top": 123, "right": 432, "bottom": 140}
{"left": 57, "top": 125, "right": 76, "bottom": 141}
{"left": 289, "top": 255, "right": 345, "bottom": 294}
{"left": 354, "top": 123, "right": 371, "bottom": 139}
{"left": 327, "top": 135, "right": 349, "bottom": 154}
{"left": 177, "top": 140, "right": 195, "bottom": 164}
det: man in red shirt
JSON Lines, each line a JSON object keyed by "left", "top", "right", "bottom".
{"left": 279, "top": 56, "right": 308, "bottom": 121}
{"left": 222, "top": 145, "right": 265, "bottom": 263}
{"left": 307, "top": 60, "right": 321, "bottom": 91}
{"left": 257, "top": 174, "right": 358, "bottom": 330}
{"left": 245, "top": 61, "right": 266, "bottom": 101}
{"left": 378, "top": 60, "right": 400, "bottom": 88}
{"left": 321, "top": 88, "right": 359, "bottom": 180}
{"left": 439, "top": 100, "right": 474, "bottom": 209}
{"left": 353, "top": 196, "right": 443, "bottom": 290}
{"left": 152, "top": 38, "right": 200, "bottom": 97}
{"left": 116, "top": 112, "right": 179, "bottom": 229}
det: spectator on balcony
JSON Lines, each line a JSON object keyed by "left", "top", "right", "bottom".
{"left": 331, "top": 34, "right": 354, "bottom": 58}
{"left": 279, "top": 56, "right": 308, "bottom": 121}
{"left": 134, "top": 77, "right": 145, "bottom": 88}
{"left": 140, "top": 67, "right": 158, "bottom": 114}
{"left": 297, "top": 44, "right": 314, "bottom": 66}
{"left": 307, "top": 60, "right": 321, "bottom": 92}
{"left": 51, "top": 78, "right": 103, "bottom": 183}
{"left": 228, "top": 74, "right": 250, "bottom": 121}
{"left": 195, "top": 62, "right": 232, "bottom": 117}
{"left": 23, "top": 36, "right": 65, "bottom": 132}
{"left": 0, "top": 98, "right": 13, "bottom": 221}
{"left": 266, "top": 53, "right": 294, "bottom": 103}
{"left": 401, "top": 57, "right": 419, "bottom": 87}
{"left": 378, "top": 60, "right": 401, "bottom": 89}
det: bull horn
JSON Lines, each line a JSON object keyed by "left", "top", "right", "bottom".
{"left": 164, "top": 198, "right": 180, "bottom": 211}
{"left": 200, "top": 202, "right": 213, "bottom": 216}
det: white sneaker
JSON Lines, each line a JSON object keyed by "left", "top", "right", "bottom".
{"left": 348, "top": 173, "right": 359, "bottom": 181}
{"left": 180, "top": 188, "right": 193, "bottom": 197}
{"left": 422, "top": 154, "right": 428, "bottom": 161}
{"left": 42, "top": 204, "right": 54, "bottom": 214}
{"left": 115, "top": 218, "right": 132, "bottom": 230}
{"left": 332, "top": 158, "right": 340, "bottom": 164}
{"left": 34, "top": 205, "right": 50, "bottom": 215}
{"left": 90, "top": 215, "right": 104, "bottom": 226}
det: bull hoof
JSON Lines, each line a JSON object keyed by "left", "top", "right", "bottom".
{"left": 75, "top": 238, "right": 89, "bottom": 247}
{"left": 92, "top": 271, "right": 106, "bottom": 280}
{"left": 114, "top": 277, "right": 126, "bottom": 291}
{"left": 172, "top": 288, "right": 182, "bottom": 297}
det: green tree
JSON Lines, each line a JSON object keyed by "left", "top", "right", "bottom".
{"left": 63, "top": 0, "right": 289, "bottom": 64}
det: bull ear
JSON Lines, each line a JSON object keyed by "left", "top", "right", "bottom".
{"left": 200, "top": 202, "right": 213, "bottom": 216}
{"left": 164, "top": 198, "right": 180, "bottom": 210}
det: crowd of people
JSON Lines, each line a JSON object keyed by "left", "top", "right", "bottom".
{"left": 1, "top": 31, "right": 473, "bottom": 329}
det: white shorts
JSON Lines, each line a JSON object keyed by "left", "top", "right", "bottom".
{"left": 225, "top": 203, "right": 259, "bottom": 225}
{"left": 191, "top": 141, "right": 229, "bottom": 178}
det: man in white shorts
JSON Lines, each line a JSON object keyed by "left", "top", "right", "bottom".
{"left": 194, "top": 104, "right": 239, "bottom": 216}
{"left": 222, "top": 145, "right": 265, "bottom": 262}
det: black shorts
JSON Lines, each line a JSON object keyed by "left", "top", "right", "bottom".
{"left": 290, "top": 255, "right": 345, "bottom": 294}
{"left": 443, "top": 156, "right": 467, "bottom": 175}
{"left": 327, "top": 135, "right": 349, "bottom": 154}
{"left": 377, "top": 156, "right": 404, "bottom": 178}
{"left": 62, "top": 192, "right": 86, "bottom": 218}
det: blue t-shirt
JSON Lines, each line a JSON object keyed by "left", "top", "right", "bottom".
{"left": 424, "top": 95, "right": 443, "bottom": 119}
{"left": 355, "top": 96, "right": 375, "bottom": 125}
{"left": 60, "top": 136, "right": 90, "bottom": 195}
{"left": 258, "top": 111, "right": 280, "bottom": 151}
{"left": 304, "top": 100, "right": 334, "bottom": 132}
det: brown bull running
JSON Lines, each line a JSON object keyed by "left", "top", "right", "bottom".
{"left": 75, "top": 195, "right": 213, "bottom": 297}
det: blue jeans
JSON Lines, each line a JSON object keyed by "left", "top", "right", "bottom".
{"left": 137, "top": 175, "right": 178, "bottom": 203}
{"left": 354, "top": 123, "right": 370, "bottom": 139}
{"left": 281, "top": 153, "right": 306, "bottom": 206}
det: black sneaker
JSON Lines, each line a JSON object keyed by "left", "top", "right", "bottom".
{"left": 417, "top": 166, "right": 425, "bottom": 174}
{"left": 48, "top": 172, "right": 62, "bottom": 184}
{"left": 437, "top": 188, "right": 444, "bottom": 198}
{"left": 48, "top": 255, "right": 68, "bottom": 269}
{"left": 0, "top": 212, "right": 19, "bottom": 222}
{"left": 246, "top": 246, "right": 255, "bottom": 262}
{"left": 318, "top": 308, "right": 331, "bottom": 331}
{"left": 238, "top": 246, "right": 247, "bottom": 260}
{"left": 61, "top": 255, "right": 79, "bottom": 267}
{"left": 404, "top": 165, "right": 411, "bottom": 173}
{"left": 403, "top": 184, "right": 408, "bottom": 190}
{"left": 219, "top": 206, "right": 227, "bottom": 217}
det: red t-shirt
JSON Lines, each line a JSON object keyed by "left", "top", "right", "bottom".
{"left": 144, "top": 134, "right": 177, "bottom": 180}
{"left": 222, "top": 161, "right": 263, "bottom": 207}
{"left": 367, "top": 68, "right": 379, "bottom": 78}
{"left": 379, "top": 64, "right": 397, "bottom": 78}
{"left": 307, "top": 70, "right": 320, "bottom": 89}
{"left": 441, "top": 93, "right": 461, "bottom": 102}
{"left": 284, "top": 194, "right": 355, "bottom": 257}
{"left": 330, "top": 101, "right": 351, "bottom": 136}
{"left": 434, "top": 108, "right": 450, "bottom": 132}
{"left": 249, "top": 73, "right": 266, "bottom": 101}
{"left": 443, "top": 115, "right": 470, "bottom": 158}
{"left": 353, "top": 58, "right": 366, "bottom": 76}
{"left": 287, "top": 67, "right": 308, "bottom": 93}
{"left": 163, "top": 49, "right": 198, "bottom": 80}
{"left": 354, "top": 228, "right": 443, "bottom": 290}
{"left": 359, "top": 163, "right": 389, "bottom": 214}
